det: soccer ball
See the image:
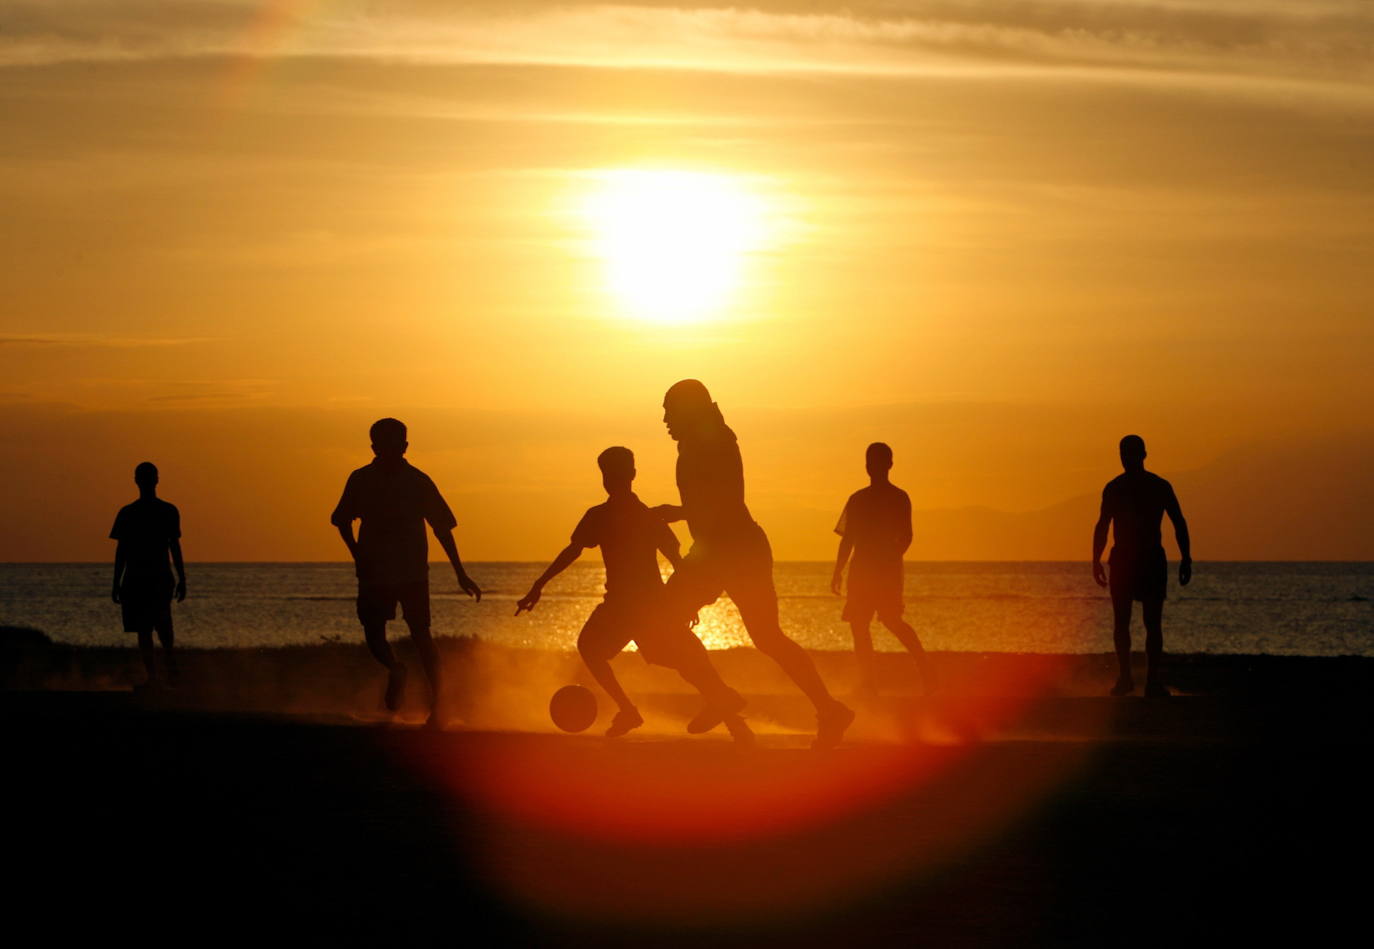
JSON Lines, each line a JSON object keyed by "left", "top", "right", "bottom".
{"left": 549, "top": 684, "right": 598, "bottom": 733}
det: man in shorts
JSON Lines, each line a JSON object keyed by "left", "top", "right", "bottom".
{"left": 516, "top": 446, "right": 750, "bottom": 742}
{"left": 831, "top": 442, "right": 930, "bottom": 696}
{"left": 1092, "top": 434, "right": 1192, "bottom": 697}
{"left": 110, "top": 461, "right": 186, "bottom": 689}
{"left": 653, "top": 380, "right": 854, "bottom": 749}
{"left": 331, "top": 418, "right": 482, "bottom": 724}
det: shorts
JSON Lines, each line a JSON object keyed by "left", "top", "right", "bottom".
{"left": 578, "top": 596, "right": 700, "bottom": 670}
{"left": 1109, "top": 547, "right": 1168, "bottom": 603}
{"left": 843, "top": 562, "right": 904, "bottom": 624}
{"left": 356, "top": 578, "right": 431, "bottom": 629}
{"left": 120, "top": 573, "right": 174, "bottom": 633}
{"left": 661, "top": 524, "right": 787, "bottom": 647}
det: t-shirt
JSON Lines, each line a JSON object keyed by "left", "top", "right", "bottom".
{"left": 571, "top": 492, "right": 677, "bottom": 602}
{"left": 110, "top": 498, "right": 180, "bottom": 579}
{"left": 330, "top": 459, "right": 457, "bottom": 584}
{"left": 675, "top": 424, "right": 756, "bottom": 548}
{"left": 835, "top": 483, "right": 911, "bottom": 577}
{"left": 1101, "top": 471, "right": 1177, "bottom": 559}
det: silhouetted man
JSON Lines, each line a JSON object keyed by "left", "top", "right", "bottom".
{"left": 1092, "top": 434, "right": 1192, "bottom": 697}
{"left": 832, "top": 442, "right": 930, "bottom": 696}
{"left": 331, "top": 418, "right": 481, "bottom": 725}
{"left": 653, "top": 380, "right": 854, "bottom": 748}
{"left": 111, "top": 461, "right": 186, "bottom": 689}
{"left": 515, "top": 447, "right": 751, "bottom": 742}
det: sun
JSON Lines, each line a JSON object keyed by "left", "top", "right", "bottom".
{"left": 579, "top": 169, "right": 769, "bottom": 324}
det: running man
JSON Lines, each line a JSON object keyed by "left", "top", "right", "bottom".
{"left": 515, "top": 446, "right": 750, "bottom": 741}
{"left": 832, "top": 442, "right": 931, "bottom": 696}
{"left": 1092, "top": 434, "right": 1192, "bottom": 697}
{"left": 653, "top": 380, "right": 854, "bottom": 749}
{"left": 331, "top": 418, "right": 481, "bottom": 724}
{"left": 110, "top": 461, "right": 186, "bottom": 689}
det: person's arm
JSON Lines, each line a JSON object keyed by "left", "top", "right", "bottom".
{"left": 832, "top": 535, "right": 853, "bottom": 596}
{"left": 651, "top": 503, "right": 685, "bottom": 523}
{"left": 515, "top": 544, "right": 582, "bottom": 614}
{"left": 331, "top": 475, "right": 361, "bottom": 565}
{"left": 896, "top": 492, "right": 914, "bottom": 555}
{"left": 1165, "top": 486, "right": 1192, "bottom": 586}
{"left": 112, "top": 544, "right": 125, "bottom": 603}
{"left": 434, "top": 527, "right": 481, "bottom": 601}
{"left": 170, "top": 539, "right": 187, "bottom": 602}
{"left": 1092, "top": 489, "right": 1112, "bottom": 587}
{"left": 657, "top": 525, "right": 683, "bottom": 571}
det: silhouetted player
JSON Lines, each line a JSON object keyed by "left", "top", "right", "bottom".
{"left": 515, "top": 447, "right": 751, "bottom": 742}
{"left": 331, "top": 418, "right": 481, "bottom": 725}
{"left": 654, "top": 380, "right": 854, "bottom": 748}
{"left": 110, "top": 462, "right": 186, "bottom": 689}
{"left": 1092, "top": 435, "right": 1192, "bottom": 697}
{"left": 832, "top": 442, "right": 930, "bottom": 696}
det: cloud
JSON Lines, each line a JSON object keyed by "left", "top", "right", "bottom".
{"left": 1, "top": 1, "right": 1370, "bottom": 102}
{"left": 0, "top": 334, "right": 219, "bottom": 348}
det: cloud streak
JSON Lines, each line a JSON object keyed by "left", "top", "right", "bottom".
{"left": 1, "top": 1, "right": 1370, "bottom": 101}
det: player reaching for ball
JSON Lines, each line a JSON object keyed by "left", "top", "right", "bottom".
{"left": 516, "top": 446, "right": 752, "bottom": 743}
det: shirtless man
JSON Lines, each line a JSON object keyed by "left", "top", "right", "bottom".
{"left": 1092, "top": 435, "right": 1192, "bottom": 697}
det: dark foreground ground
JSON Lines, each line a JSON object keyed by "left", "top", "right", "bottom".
{"left": 7, "top": 683, "right": 1372, "bottom": 947}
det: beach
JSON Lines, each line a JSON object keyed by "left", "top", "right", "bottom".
{"left": 6, "top": 635, "right": 1372, "bottom": 945}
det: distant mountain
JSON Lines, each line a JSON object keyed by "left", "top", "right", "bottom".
{"left": 909, "top": 432, "right": 1374, "bottom": 560}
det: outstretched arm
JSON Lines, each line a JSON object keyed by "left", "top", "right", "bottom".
{"left": 651, "top": 504, "right": 685, "bottom": 523}
{"left": 1165, "top": 488, "right": 1192, "bottom": 586}
{"left": 832, "top": 536, "right": 853, "bottom": 596}
{"left": 516, "top": 543, "right": 582, "bottom": 614}
{"left": 434, "top": 527, "right": 482, "bottom": 601}
{"left": 1092, "top": 492, "right": 1111, "bottom": 587}
{"left": 170, "top": 539, "right": 187, "bottom": 602}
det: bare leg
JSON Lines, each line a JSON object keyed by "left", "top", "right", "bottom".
{"left": 578, "top": 641, "right": 634, "bottom": 714}
{"left": 155, "top": 619, "right": 178, "bottom": 686}
{"left": 1110, "top": 588, "right": 1134, "bottom": 694}
{"left": 363, "top": 621, "right": 407, "bottom": 711}
{"left": 849, "top": 620, "right": 877, "bottom": 696}
{"left": 881, "top": 615, "right": 930, "bottom": 692}
{"left": 1142, "top": 598, "right": 1166, "bottom": 694}
{"left": 136, "top": 629, "right": 156, "bottom": 685}
{"left": 406, "top": 623, "right": 443, "bottom": 716}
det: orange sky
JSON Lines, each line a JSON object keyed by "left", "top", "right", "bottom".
{"left": 2, "top": 1, "right": 1372, "bottom": 561}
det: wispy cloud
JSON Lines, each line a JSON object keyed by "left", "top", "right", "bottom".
{"left": 2, "top": 1, "right": 1370, "bottom": 100}
{"left": 0, "top": 334, "right": 220, "bottom": 349}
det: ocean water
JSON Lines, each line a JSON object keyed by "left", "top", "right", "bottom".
{"left": 1, "top": 562, "right": 1370, "bottom": 656}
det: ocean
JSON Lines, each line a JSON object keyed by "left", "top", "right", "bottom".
{"left": 2, "top": 562, "right": 1370, "bottom": 656}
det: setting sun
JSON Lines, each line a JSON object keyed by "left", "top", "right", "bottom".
{"left": 579, "top": 169, "right": 769, "bottom": 324}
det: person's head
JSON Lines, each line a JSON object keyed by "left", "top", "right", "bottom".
{"left": 662, "top": 379, "right": 722, "bottom": 442}
{"left": 133, "top": 461, "right": 159, "bottom": 491}
{"left": 1119, "top": 434, "right": 1146, "bottom": 471}
{"left": 370, "top": 418, "right": 408, "bottom": 461}
{"left": 597, "top": 446, "right": 635, "bottom": 494}
{"left": 865, "top": 442, "right": 893, "bottom": 479}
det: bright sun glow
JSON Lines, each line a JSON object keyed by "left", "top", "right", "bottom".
{"left": 580, "top": 169, "right": 769, "bottom": 324}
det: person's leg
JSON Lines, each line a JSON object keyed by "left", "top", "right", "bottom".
{"left": 154, "top": 614, "right": 179, "bottom": 686}
{"left": 849, "top": 619, "right": 877, "bottom": 696}
{"left": 136, "top": 628, "right": 156, "bottom": 685}
{"left": 727, "top": 542, "right": 837, "bottom": 714}
{"left": 880, "top": 613, "right": 930, "bottom": 691}
{"left": 577, "top": 605, "right": 642, "bottom": 736}
{"left": 1109, "top": 582, "right": 1135, "bottom": 694}
{"left": 400, "top": 583, "right": 442, "bottom": 719}
{"left": 1141, "top": 597, "right": 1166, "bottom": 695}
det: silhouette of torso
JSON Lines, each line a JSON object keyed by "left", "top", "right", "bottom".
{"left": 331, "top": 459, "right": 456, "bottom": 584}
{"left": 110, "top": 498, "right": 180, "bottom": 580}
{"left": 836, "top": 483, "right": 910, "bottom": 579}
{"left": 676, "top": 425, "right": 758, "bottom": 550}
{"left": 573, "top": 493, "right": 674, "bottom": 602}
{"left": 1102, "top": 470, "right": 1175, "bottom": 560}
